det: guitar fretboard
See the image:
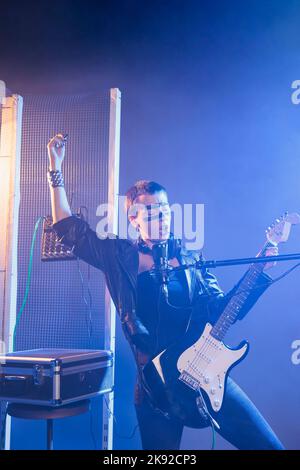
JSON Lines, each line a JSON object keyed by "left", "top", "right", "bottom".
{"left": 210, "top": 242, "right": 273, "bottom": 341}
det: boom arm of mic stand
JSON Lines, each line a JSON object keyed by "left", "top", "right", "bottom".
{"left": 196, "top": 253, "right": 300, "bottom": 269}
{"left": 169, "top": 253, "right": 300, "bottom": 273}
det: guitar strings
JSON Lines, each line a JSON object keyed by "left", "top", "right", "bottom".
{"left": 189, "top": 257, "right": 278, "bottom": 370}
{"left": 186, "top": 265, "right": 266, "bottom": 379}
{"left": 185, "top": 259, "right": 266, "bottom": 378}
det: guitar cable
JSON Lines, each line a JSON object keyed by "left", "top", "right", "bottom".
{"left": 196, "top": 389, "right": 218, "bottom": 450}
{"left": 192, "top": 268, "right": 221, "bottom": 450}
{"left": 152, "top": 267, "right": 219, "bottom": 450}
{"left": 153, "top": 263, "right": 195, "bottom": 354}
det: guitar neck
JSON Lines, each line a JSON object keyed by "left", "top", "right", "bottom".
{"left": 210, "top": 241, "right": 274, "bottom": 341}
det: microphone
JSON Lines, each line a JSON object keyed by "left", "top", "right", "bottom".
{"left": 55, "top": 133, "right": 68, "bottom": 148}
{"left": 151, "top": 241, "right": 170, "bottom": 300}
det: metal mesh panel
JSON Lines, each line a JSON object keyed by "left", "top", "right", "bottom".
{"left": 15, "top": 92, "right": 112, "bottom": 351}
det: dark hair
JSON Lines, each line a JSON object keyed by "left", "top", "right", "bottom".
{"left": 125, "top": 180, "right": 167, "bottom": 212}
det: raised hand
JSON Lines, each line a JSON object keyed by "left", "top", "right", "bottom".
{"left": 47, "top": 133, "right": 68, "bottom": 170}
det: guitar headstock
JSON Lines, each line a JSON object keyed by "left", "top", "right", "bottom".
{"left": 266, "top": 212, "right": 300, "bottom": 246}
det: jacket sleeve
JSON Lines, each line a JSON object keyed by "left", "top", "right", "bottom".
{"left": 229, "top": 268, "right": 273, "bottom": 321}
{"left": 199, "top": 264, "right": 273, "bottom": 324}
{"left": 52, "top": 215, "right": 116, "bottom": 272}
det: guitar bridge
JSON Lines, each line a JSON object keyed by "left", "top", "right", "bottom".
{"left": 179, "top": 371, "right": 200, "bottom": 391}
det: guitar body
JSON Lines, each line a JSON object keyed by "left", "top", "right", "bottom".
{"left": 142, "top": 322, "right": 249, "bottom": 428}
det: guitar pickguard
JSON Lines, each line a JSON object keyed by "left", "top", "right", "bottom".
{"left": 177, "top": 323, "right": 249, "bottom": 411}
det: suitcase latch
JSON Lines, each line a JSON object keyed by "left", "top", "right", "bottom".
{"left": 33, "top": 365, "right": 44, "bottom": 386}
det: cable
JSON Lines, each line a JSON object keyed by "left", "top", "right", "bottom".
{"left": 150, "top": 267, "right": 219, "bottom": 450}
{"left": 75, "top": 205, "right": 98, "bottom": 447}
{"left": 266, "top": 261, "right": 300, "bottom": 285}
{"left": 13, "top": 216, "right": 46, "bottom": 351}
{"left": 76, "top": 258, "right": 93, "bottom": 348}
{"left": 103, "top": 395, "right": 139, "bottom": 440}
{"left": 0, "top": 403, "right": 8, "bottom": 450}
{"left": 88, "top": 399, "right": 99, "bottom": 450}
{"left": 210, "top": 419, "right": 216, "bottom": 450}
{"left": 76, "top": 257, "right": 101, "bottom": 449}
{"left": 231, "top": 261, "right": 300, "bottom": 296}
{"left": 177, "top": 261, "right": 300, "bottom": 304}
{"left": 154, "top": 285, "right": 163, "bottom": 355}
{"left": 152, "top": 263, "right": 195, "bottom": 354}
{"left": 12, "top": 215, "right": 95, "bottom": 350}
{"left": 195, "top": 384, "right": 219, "bottom": 450}
{"left": 76, "top": 206, "right": 94, "bottom": 347}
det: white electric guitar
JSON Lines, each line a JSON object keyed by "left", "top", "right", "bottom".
{"left": 142, "top": 212, "right": 300, "bottom": 427}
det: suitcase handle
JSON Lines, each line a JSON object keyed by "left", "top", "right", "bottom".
{"left": 4, "top": 375, "right": 28, "bottom": 382}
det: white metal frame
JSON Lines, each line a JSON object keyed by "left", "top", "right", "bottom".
{"left": 0, "top": 90, "right": 23, "bottom": 450}
{"left": 102, "top": 88, "right": 121, "bottom": 450}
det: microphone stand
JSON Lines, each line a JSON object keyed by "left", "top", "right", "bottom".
{"left": 169, "top": 252, "right": 300, "bottom": 272}
{"left": 196, "top": 252, "right": 300, "bottom": 269}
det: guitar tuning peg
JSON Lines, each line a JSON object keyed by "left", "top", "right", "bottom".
{"left": 276, "top": 219, "right": 280, "bottom": 223}
{"left": 271, "top": 223, "right": 275, "bottom": 228}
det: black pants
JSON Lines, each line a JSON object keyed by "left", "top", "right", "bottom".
{"left": 134, "top": 376, "right": 284, "bottom": 450}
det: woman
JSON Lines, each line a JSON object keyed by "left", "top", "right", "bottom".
{"left": 47, "top": 133, "right": 284, "bottom": 450}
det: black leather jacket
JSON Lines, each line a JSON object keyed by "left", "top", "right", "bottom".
{"left": 53, "top": 215, "right": 273, "bottom": 369}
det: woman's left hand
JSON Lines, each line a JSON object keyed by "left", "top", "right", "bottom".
{"left": 263, "top": 245, "right": 278, "bottom": 270}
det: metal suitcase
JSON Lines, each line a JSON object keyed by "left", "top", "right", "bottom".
{"left": 0, "top": 349, "right": 114, "bottom": 406}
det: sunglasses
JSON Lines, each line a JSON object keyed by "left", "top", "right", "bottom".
{"left": 141, "top": 202, "right": 170, "bottom": 222}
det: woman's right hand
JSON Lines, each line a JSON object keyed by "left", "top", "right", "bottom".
{"left": 47, "top": 133, "right": 68, "bottom": 170}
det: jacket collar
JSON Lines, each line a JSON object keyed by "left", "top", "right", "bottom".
{"left": 116, "top": 236, "right": 199, "bottom": 306}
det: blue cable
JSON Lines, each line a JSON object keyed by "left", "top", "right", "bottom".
{"left": 13, "top": 216, "right": 45, "bottom": 351}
